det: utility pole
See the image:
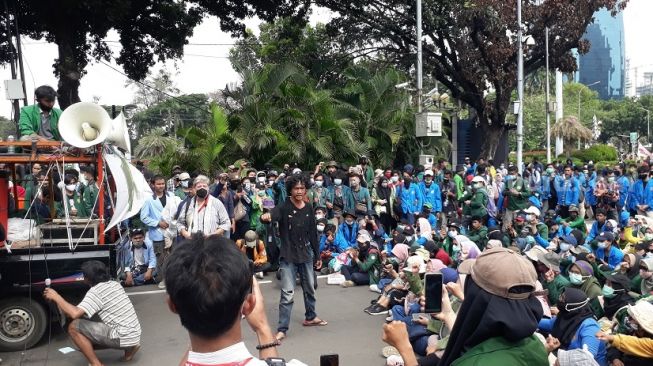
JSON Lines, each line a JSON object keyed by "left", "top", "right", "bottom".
{"left": 516, "top": 0, "right": 524, "bottom": 174}
{"left": 545, "top": 26, "right": 551, "bottom": 164}
{"left": 13, "top": 3, "right": 28, "bottom": 106}
{"left": 3, "top": 0, "right": 20, "bottom": 124}
{"left": 416, "top": 0, "right": 423, "bottom": 114}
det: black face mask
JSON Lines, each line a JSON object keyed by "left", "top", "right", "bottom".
{"left": 404, "top": 178, "right": 411, "bottom": 188}
{"left": 196, "top": 188, "right": 208, "bottom": 198}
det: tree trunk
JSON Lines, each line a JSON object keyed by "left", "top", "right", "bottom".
{"left": 55, "top": 41, "right": 83, "bottom": 110}
{"left": 478, "top": 119, "right": 505, "bottom": 161}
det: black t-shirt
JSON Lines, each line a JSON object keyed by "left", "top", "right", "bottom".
{"left": 271, "top": 199, "right": 319, "bottom": 264}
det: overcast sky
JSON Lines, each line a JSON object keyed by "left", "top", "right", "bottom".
{"left": 0, "top": 1, "right": 651, "bottom": 119}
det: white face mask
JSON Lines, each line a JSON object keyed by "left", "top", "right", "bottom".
{"left": 316, "top": 213, "right": 325, "bottom": 220}
{"left": 315, "top": 180, "right": 323, "bottom": 187}
{"left": 448, "top": 230, "right": 457, "bottom": 238}
{"left": 65, "top": 184, "right": 76, "bottom": 191}
{"left": 645, "top": 233, "right": 653, "bottom": 241}
{"left": 257, "top": 176, "right": 266, "bottom": 183}
{"left": 560, "top": 243, "right": 571, "bottom": 252}
{"left": 317, "top": 224, "right": 325, "bottom": 232}
{"left": 391, "top": 176, "right": 399, "bottom": 183}
{"left": 268, "top": 180, "right": 275, "bottom": 186}
{"left": 181, "top": 180, "right": 189, "bottom": 188}
{"left": 334, "top": 179, "right": 342, "bottom": 185}
{"left": 244, "top": 182, "right": 251, "bottom": 191}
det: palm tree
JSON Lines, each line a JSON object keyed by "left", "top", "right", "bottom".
{"left": 551, "top": 116, "right": 593, "bottom": 157}
{"left": 134, "top": 128, "right": 182, "bottom": 159}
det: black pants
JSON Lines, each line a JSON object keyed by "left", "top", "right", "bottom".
{"left": 234, "top": 220, "right": 250, "bottom": 241}
{"left": 341, "top": 265, "right": 369, "bottom": 285}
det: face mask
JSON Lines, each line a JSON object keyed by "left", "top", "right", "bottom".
{"left": 334, "top": 179, "right": 342, "bottom": 185}
{"left": 257, "top": 190, "right": 265, "bottom": 197}
{"left": 257, "top": 176, "right": 266, "bottom": 183}
{"left": 597, "top": 241, "right": 609, "bottom": 249}
{"left": 425, "top": 177, "right": 432, "bottom": 183}
{"left": 645, "top": 233, "right": 653, "bottom": 241}
{"left": 196, "top": 188, "right": 208, "bottom": 198}
{"left": 391, "top": 176, "right": 399, "bottom": 183}
{"left": 608, "top": 176, "right": 615, "bottom": 183}
{"left": 65, "top": 184, "right": 76, "bottom": 191}
{"left": 181, "top": 180, "right": 189, "bottom": 188}
{"left": 505, "top": 175, "right": 513, "bottom": 180}
{"left": 546, "top": 168, "right": 554, "bottom": 174}
{"left": 381, "top": 182, "right": 388, "bottom": 188}
{"left": 602, "top": 285, "right": 616, "bottom": 298}
{"left": 525, "top": 214, "right": 533, "bottom": 222}
{"left": 405, "top": 235, "right": 413, "bottom": 242}
{"left": 448, "top": 230, "right": 457, "bottom": 238}
{"left": 640, "top": 174, "right": 649, "bottom": 180}
{"left": 246, "top": 240, "right": 256, "bottom": 248}
{"left": 314, "top": 180, "right": 323, "bottom": 187}
{"left": 316, "top": 213, "right": 325, "bottom": 220}
{"left": 317, "top": 224, "right": 325, "bottom": 232}
{"left": 268, "top": 180, "right": 275, "bottom": 186}
{"left": 404, "top": 178, "right": 411, "bottom": 187}
{"left": 473, "top": 183, "right": 482, "bottom": 189}
{"left": 583, "top": 170, "right": 589, "bottom": 175}
{"left": 560, "top": 243, "right": 571, "bottom": 252}
{"left": 345, "top": 218, "right": 354, "bottom": 225}
{"left": 569, "top": 272, "right": 584, "bottom": 285}
{"left": 244, "top": 183, "right": 251, "bottom": 191}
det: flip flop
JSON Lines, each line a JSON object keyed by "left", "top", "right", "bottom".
{"left": 122, "top": 344, "right": 140, "bottom": 362}
{"left": 275, "top": 332, "right": 286, "bottom": 342}
{"left": 302, "top": 318, "right": 328, "bottom": 326}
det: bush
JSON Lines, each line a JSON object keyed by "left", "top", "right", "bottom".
{"left": 571, "top": 144, "right": 617, "bottom": 163}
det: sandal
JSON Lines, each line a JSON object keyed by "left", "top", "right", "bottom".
{"left": 302, "top": 318, "right": 328, "bottom": 326}
{"left": 275, "top": 332, "right": 286, "bottom": 342}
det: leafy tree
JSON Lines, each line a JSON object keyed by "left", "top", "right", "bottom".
{"left": 129, "top": 94, "right": 210, "bottom": 139}
{"left": 0, "top": 0, "right": 307, "bottom": 109}
{"left": 126, "top": 69, "right": 180, "bottom": 108}
{"left": 315, "top": 0, "right": 627, "bottom": 159}
{"left": 0, "top": 115, "right": 17, "bottom": 139}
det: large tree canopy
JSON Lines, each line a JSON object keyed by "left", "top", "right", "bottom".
{"left": 316, "top": 0, "right": 627, "bottom": 159}
{"left": 0, "top": 0, "right": 307, "bottom": 109}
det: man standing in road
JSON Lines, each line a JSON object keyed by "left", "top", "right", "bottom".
{"left": 261, "top": 174, "right": 327, "bottom": 342}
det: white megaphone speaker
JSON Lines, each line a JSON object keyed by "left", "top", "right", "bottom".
{"left": 59, "top": 102, "right": 112, "bottom": 148}
{"left": 107, "top": 112, "right": 131, "bottom": 154}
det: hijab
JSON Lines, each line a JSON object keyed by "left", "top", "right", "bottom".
{"left": 641, "top": 257, "right": 653, "bottom": 295}
{"left": 439, "top": 277, "right": 543, "bottom": 366}
{"left": 460, "top": 240, "right": 481, "bottom": 260}
{"left": 623, "top": 253, "right": 641, "bottom": 279}
{"left": 375, "top": 177, "right": 391, "bottom": 202}
{"left": 391, "top": 243, "right": 410, "bottom": 264}
{"left": 603, "top": 275, "right": 635, "bottom": 319}
{"left": 551, "top": 288, "right": 595, "bottom": 348}
{"left": 418, "top": 217, "right": 432, "bottom": 239}
{"left": 572, "top": 260, "right": 602, "bottom": 298}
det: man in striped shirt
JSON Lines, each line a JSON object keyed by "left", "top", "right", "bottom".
{"left": 44, "top": 260, "right": 141, "bottom": 366}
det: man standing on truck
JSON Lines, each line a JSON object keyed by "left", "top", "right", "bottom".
{"left": 18, "top": 85, "right": 62, "bottom": 141}
{"left": 43, "top": 260, "right": 141, "bottom": 366}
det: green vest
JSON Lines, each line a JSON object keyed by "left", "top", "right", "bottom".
{"left": 451, "top": 335, "right": 549, "bottom": 366}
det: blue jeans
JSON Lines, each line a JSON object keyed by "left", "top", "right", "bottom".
{"left": 390, "top": 302, "right": 421, "bottom": 324}
{"left": 277, "top": 259, "right": 317, "bottom": 333}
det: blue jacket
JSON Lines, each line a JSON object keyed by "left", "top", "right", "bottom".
{"left": 335, "top": 222, "right": 359, "bottom": 250}
{"left": 541, "top": 175, "right": 554, "bottom": 200}
{"left": 119, "top": 238, "right": 157, "bottom": 272}
{"left": 350, "top": 186, "right": 372, "bottom": 212}
{"left": 140, "top": 192, "right": 175, "bottom": 241}
{"left": 397, "top": 183, "right": 424, "bottom": 214}
{"left": 585, "top": 221, "right": 609, "bottom": 245}
{"left": 554, "top": 176, "right": 580, "bottom": 206}
{"left": 418, "top": 181, "right": 442, "bottom": 212}
{"left": 329, "top": 184, "right": 355, "bottom": 212}
{"left": 585, "top": 177, "right": 597, "bottom": 206}
{"left": 629, "top": 179, "right": 646, "bottom": 211}
{"left": 538, "top": 317, "right": 607, "bottom": 366}
{"left": 319, "top": 235, "right": 347, "bottom": 257}
{"left": 617, "top": 175, "right": 630, "bottom": 208}
{"left": 594, "top": 245, "right": 624, "bottom": 271}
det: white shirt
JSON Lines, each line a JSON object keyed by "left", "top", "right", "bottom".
{"left": 185, "top": 342, "right": 306, "bottom": 366}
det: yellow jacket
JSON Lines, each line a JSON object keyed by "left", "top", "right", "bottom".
{"left": 235, "top": 239, "right": 268, "bottom": 265}
{"left": 612, "top": 334, "right": 653, "bottom": 358}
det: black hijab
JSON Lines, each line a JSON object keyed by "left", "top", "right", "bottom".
{"left": 551, "top": 288, "right": 595, "bottom": 348}
{"left": 625, "top": 254, "right": 642, "bottom": 279}
{"left": 439, "top": 277, "right": 543, "bottom": 366}
{"left": 603, "top": 274, "right": 635, "bottom": 319}
{"left": 375, "top": 177, "right": 391, "bottom": 202}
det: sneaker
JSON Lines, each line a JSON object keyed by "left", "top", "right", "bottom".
{"left": 320, "top": 267, "right": 329, "bottom": 275}
{"left": 157, "top": 280, "right": 166, "bottom": 290}
{"left": 385, "top": 315, "right": 393, "bottom": 322}
{"left": 368, "top": 304, "right": 388, "bottom": 316}
{"left": 255, "top": 272, "right": 264, "bottom": 279}
{"left": 386, "top": 354, "right": 404, "bottom": 366}
{"left": 382, "top": 346, "right": 400, "bottom": 358}
{"left": 369, "top": 284, "right": 381, "bottom": 293}
{"left": 340, "top": 280, "right": 356, "bottom": 288}
{"left": 363, "top": 304, "right": 376, "bottom": 313}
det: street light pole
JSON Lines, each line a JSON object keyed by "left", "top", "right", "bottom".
{"left": 416, "top": 0, "right": 422, "bottom": 114}
{"left": 516, "top": 0, "right": 524, "bottom": 174}
{"left": 545, "top": 26, "right": 551, "bottom": 164}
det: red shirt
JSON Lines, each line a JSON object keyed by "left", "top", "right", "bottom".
{"left": 435, "top": 249, "right": 452, "bottom": 266}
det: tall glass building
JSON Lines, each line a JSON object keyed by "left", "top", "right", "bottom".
{"left": 578, "top": 8, "right": 625, "bottom": 99}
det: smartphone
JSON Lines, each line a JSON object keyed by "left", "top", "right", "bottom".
{"left": 320, "top": 354, "right": 339, "bottom": 366}
{"left": 411, "top": 313, "right": 428, "bottom": 321}
{"left": 424, "top": 273, "right": 443, "bottom": 313}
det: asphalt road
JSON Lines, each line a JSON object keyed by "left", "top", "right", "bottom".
{"left": 0, "top": 276, "right": 388, "bottom": 366}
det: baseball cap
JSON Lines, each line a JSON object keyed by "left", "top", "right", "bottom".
{"left": 403, "top": 226, "right": 415, "bottom": 236}
{"left": 471, "top": 176, "right": 485, "bottom": 183}
{"left": 556, "top": 348, "right": 599, "bottom": 366}
{"left": 537, "top": 251, "right": 561, "bottom": 272}
{"left": 424, "top": 169, "right": 434, "bottom": 177}
{"left": 560, "top": 234, "right": 578, "bottom": 246}
{"left": 423, "top": 202, "right": 433, "bottom": 209}
{"left": 568, "top": 205, "right": 579, "bottom": 213}
{"left": 627, "top": 301, "right": 653, "bottom": 335}
{"left": 470, "top": 247, "right": 538, "bottom": 300}
{"left": 596, "top": 232, "right": 615, "bottom": 242}
{"left": 404, "top": 164, "right": 414, "bottom": 173}
{"left": 523, "top": 206, "right": 541, "bottom": 217}
{"left": 178, "top": 172, "right": 191, "bottom": 181}
{"left": 326, "top": 161, "right": 338, "bottom": 168}
{"left": 525, "top": 245, "right": 547, "bottom": 262}
{"left": 486, "top": 239, "right": 502, "bottom": 250}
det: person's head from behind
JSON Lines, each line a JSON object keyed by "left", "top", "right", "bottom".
{"left": 81, "top": 260, "right": 110, "bottom": 287}
{"left": 165, "top": 234, "right": 253, "bottom": 340}
{"left": 35, "top": 85, "right": 56, "bottom": 111}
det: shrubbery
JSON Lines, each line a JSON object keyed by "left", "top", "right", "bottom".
{"left": 571, "top": 144, "right": 618, "bottom": 162}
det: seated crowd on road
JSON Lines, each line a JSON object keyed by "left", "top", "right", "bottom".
{"left": 18, "top": 154, "right": 653, "bottom": 365}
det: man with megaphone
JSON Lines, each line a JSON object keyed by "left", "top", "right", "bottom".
{"left": 18, "top": 85, "right": 63, "bottom": 141}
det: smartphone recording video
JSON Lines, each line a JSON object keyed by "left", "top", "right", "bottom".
{"left": 424, "top": 273, "right": 443, "bottom": 313}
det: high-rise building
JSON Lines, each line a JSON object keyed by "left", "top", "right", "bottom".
{"left": 578, "top": 8, "right": 625, "bottom": 99}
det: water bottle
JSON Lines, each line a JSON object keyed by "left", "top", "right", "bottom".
{"left": 7, "top": 135, "right": 15, "bottom": 153}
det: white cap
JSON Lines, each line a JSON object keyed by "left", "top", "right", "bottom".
{"left": 471, "top": 176, "right": 485, "bottom": 184}
{"left": 424, "top": 169, "right": 434, "bottom": 176}
{"left": 292, "top": 168, "right": 302, "bottom": 175}
{"left": 523, "top": 206, "right": 541, "bottom": 217}
{"left": 178, "top": 172, "right": 191, "bottom": 180}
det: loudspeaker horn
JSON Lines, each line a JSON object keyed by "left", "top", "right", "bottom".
{"left": 58, "top": 102, "right": 112, "bottom": 148}
{"left": 107, "top": 112, "right": 131, "bottom": 154}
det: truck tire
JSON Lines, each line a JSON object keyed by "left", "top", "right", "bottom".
{"left": 0, "top": 297, "right": 48, "bottom": 351}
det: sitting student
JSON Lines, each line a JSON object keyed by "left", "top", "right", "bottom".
{"left": 56, "top": 174, "right": 89, "bottom": 218}
{"left": 465, "top": 216, "right": 488, "bottom": 250}
{"left": 601, "top": 273, "right": 636, "bottom": 321}
{"left": 568, "top": 260, "right": 603, "bottom": 317}
{"left": 236, "top": 230, "right": 270, "bottom": 279}
{"left": 165, "top": 234, "right": 305, "bottom": 366}
{"left": 119, "top": 228, "right": 157, "bottom": 287}
{"left": 340, "top": 230, "right": 382, "bottom": 288}
{"left": 593, "top": 232, "right": 624, "bottom": 271}
{"left": 43, "top": 261, "right": 141, "bottom": 365}
{"left": 640, "top": 258, "right": 653, "bottom": 297}
{"left": 365, "top": 255, "right": 424, "bottom": 316}
{"left": 597, "top": 300, "right": 653, "bottom": 366}
{"left": 538, "top": 251, "right": 571, "bottom": 306}
{"left": 538, "top": 288, "right": 607, "bottom": 365}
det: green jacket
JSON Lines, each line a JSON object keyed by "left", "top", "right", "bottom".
{"left": 56, "top": 192, "right": 89, "bottom": 218}
{"left": 83, "top": 182, "right": 99, "bottom": 216}
{"left": 503, "top": 177, "right": 530, "bottom": 211}
{"left": 454, "top": 174, "right": 465, "bottom": 200}
{"left": 466, "top": 225, "right": 488, "bottom": 250}
{"left": 451, "top": 335, "right": 549, "bottom": 366}
{"left": 562, "top": 216, "right": 586, "bottom": 236}
{"left": 18, "top": 104, "right": 62, "bottom": 140}
{"left": 355, "top": 250, "right": 382, "bottom": 284}
{"left": 462, "top": 188, "right": 488, "bottom": 218}
{"left": 543, "top": 275, "right": 570, "bottom": 305}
